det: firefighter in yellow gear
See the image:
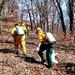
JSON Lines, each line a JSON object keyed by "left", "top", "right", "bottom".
{"left": 36, "top": 27, "right": 46, "bottom": 43}
{"left": 36, "top": 27, "right": 53, "bottom": 69}
{"left": 11, "top": 23, "right": 27, "bottom": 56}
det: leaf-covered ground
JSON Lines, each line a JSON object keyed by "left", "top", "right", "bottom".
{"left": 0, "top": 22, "right": 75, "bottom": 75}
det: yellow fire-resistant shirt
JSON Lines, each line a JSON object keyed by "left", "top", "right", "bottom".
{"left": 37, "top": 31, "right": 46, "bottom": 43}
{"left": 11, "top": 25, "right": 27, "bottom": 41}
{"left": 11, "top": 25, "right": 27, "bottom": 35}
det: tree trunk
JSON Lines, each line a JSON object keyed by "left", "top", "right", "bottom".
{"left": 27, "top": 5, "right": 33, "bottom": 31}
{"left": 69, "top": 0, "right": 74, "bottom": 32}
{"left": 56, "top": 0, "right": 66, "bottom": 34}
{"left": 31, "top": 0, "right": 36, "bottom": 28}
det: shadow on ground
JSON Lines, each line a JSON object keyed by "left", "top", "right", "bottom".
{"left": 57, "top": 62, "right": 75, "bottom": 75}
{"left": 0, "top": 48, "right": 14, "bottom": 53}
{"left": 20, "top": 56, "right": 41, "bottom": 64}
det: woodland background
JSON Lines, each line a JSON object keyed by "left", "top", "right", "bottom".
{"left": 0, "top": 0, "right": 75, "bottom": 75}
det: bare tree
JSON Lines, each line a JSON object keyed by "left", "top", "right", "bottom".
{"left": 55, "top": 0, "right": 66, "bottom": 34}
{"left": 26, "top": 2, "right": 33, "bottom": 30}
{"left": 68, "top": 0, "right": 74, "bottom": 32}
{"left": 30, "top": 0, "right": 36, "bottom": 28}
{"left": 43, "top": 0, "right": 48, "bottom": 31}
{"left": 35, "top": 0, "right": 43, "bottom": 29}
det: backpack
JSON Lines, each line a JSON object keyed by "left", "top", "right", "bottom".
{"left": 46, "top": 32, "right": 56, "bottom": 44}
{"left": 16, "top": 26, "right": 25, "bottom": 35}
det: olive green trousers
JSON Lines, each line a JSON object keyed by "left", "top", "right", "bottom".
{"left": 38, "top": 42, "right": 53, "bottom": 68}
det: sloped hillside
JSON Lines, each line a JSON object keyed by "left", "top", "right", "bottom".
{"left": 0, "top": 21, "right": 75, "bottom": 75}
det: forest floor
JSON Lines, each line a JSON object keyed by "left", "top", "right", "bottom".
{"left": 0, "top": 22, "right": 75, "bottom": 75}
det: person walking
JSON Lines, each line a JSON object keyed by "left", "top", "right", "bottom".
{"left": 11, "top": 23, "right": 27, "bottom": 57}
{"left": 36, "top": 27, "right": 54, "bottom": 69}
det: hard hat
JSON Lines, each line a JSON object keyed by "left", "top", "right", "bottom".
{"left": 36, "top": 27, "right": 42, "bottom": 33}
{"left": 36, "top": 27, "right": 42, "bottom": 31}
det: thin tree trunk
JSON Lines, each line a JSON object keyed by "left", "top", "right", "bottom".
{"left": 27, "top": 5, "right": 33, "bottom": 31}
{"left": 56, "top": 0, "right": 66, "bottom": 34}
{"left": 31, "top": 0, "right": 36, "bottom": 28}
{"left": 69, "top": 0, "right": 74, "bottom": 32}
